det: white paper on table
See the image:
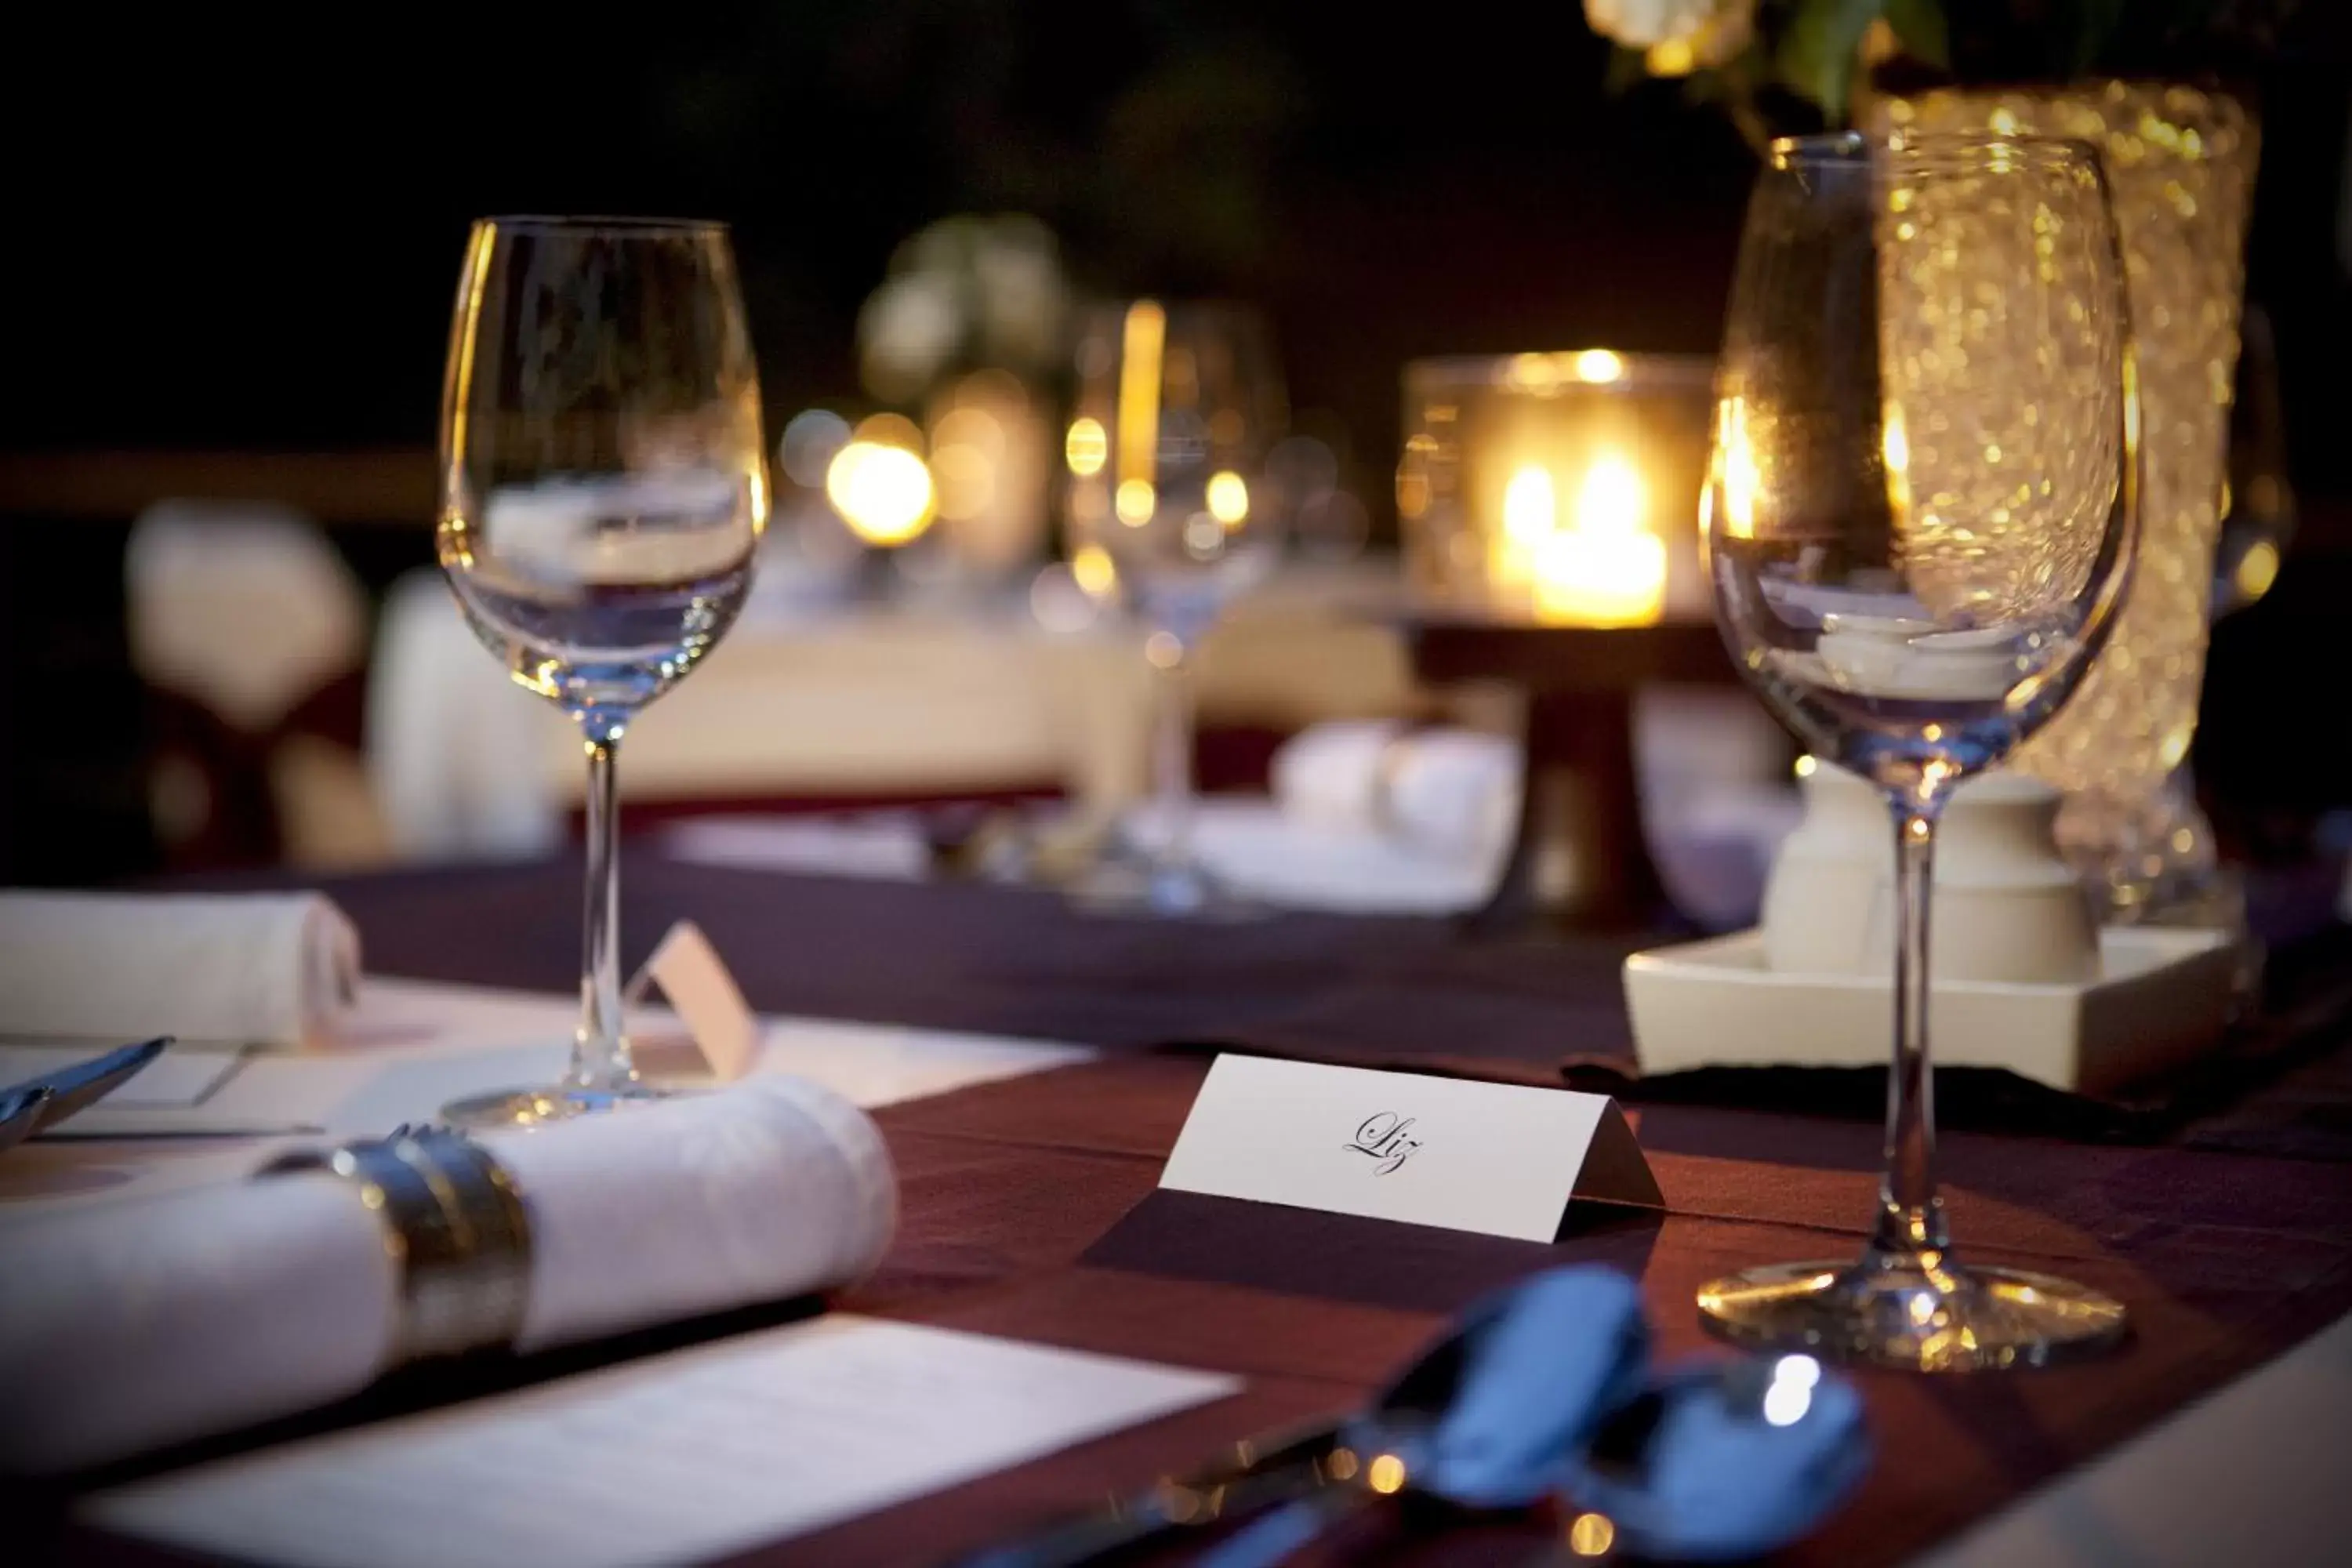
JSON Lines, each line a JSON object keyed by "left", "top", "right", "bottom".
{"left": 0, "top": 978, "right": 1088, "bottom": 1222}
{"left": 92, "top": 1316, "right": 1240, "bottom": 1568}
{"left": 252, "top": 978, "right": 1091, "bottom": 1136}
{"left": 0, "top": 1045, "right": 242, "bottom": 1109}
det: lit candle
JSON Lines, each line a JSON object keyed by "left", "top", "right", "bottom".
{"left": 1489, "top": 463, "right": 1558, "bottom": 590}
{"left": 1530, "top": 451, "right": 1667, "bottom": 627}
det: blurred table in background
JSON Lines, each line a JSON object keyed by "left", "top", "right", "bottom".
{"left": 368, "top": 559, "right": 1432, "bottom": 862}
{"left": 1408, "top": 616, "right": 1750, "bottom": 929}
{"left": 3, "top": 452, "right": 1792, "bottom": 917}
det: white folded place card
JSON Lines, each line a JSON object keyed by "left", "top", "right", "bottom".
{"left": 1159, "top": 1055, "right": 1660, "bottom": 1243}
{"left": 626, "top": 920, "right": 760, "bottom": 1080}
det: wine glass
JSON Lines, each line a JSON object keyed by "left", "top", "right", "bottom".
{"left": 437, "top": 217, "right": 767, "bottom": 1126}
{"left": 1064, "top": 300, "right": 1286, "bottom": 916}
{"left": 1698, "top": 135, "right": 2139, "bottom": 1369}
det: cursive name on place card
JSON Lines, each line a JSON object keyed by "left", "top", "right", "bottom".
{"left": 1345, "top": 1112, "right": 1423, "bottom": 1174}
{"left": 1158, "top": 1055, "right": 1660, "bottom": 1243}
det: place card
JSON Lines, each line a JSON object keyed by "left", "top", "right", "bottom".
{"left": 626, "top": 921, "right": 760, "bottom": 1080}
{"left": 1158, "top": 1054, "right": 1659, "bottom": 1243}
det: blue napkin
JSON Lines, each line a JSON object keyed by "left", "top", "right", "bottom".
{"left": 1203, "top": 1267, "right": 1648, "bottom": 1568}
{"left": 1408, "top": 1265, "right": 1651, "bottom": 1508}
{"left": 1563, "top": 1354, "right": 1872, "bottom": 1561}
{"left": 1202, "top": 1266, "right": 1870, "bottom": 1566}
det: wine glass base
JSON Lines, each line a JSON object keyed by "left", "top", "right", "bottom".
{"left": 1697, "top": 1256, "right": 2129, "bottom": 1371}
{"left": 441, "top": 1081, "right": 670, "bottom": 1130}
{"left": 1065, "top": 858, "right": 1264, "bottom": 921}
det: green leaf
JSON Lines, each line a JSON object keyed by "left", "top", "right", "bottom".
{"left": 1882, "top": 0, "right": 1949, "bottom": 71}
{"left": 1777, "top": 0, "right": 1886, "bottom": 125}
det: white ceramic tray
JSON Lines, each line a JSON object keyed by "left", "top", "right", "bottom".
{"left": 1622, "top": 926, "right": 2245, "bottom": 1097}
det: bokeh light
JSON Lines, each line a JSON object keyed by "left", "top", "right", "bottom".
{"left": 1206, "top": 470, "right": 1250, "bottom": 525}
{"left": 778, "top": 408, "right": 851, "bottom": 489}
{"left": 1065, "top": 416, "right": 1109, "bottom": 477}
{"left": 826, "top": 442, "right": 936, "bottom": 546}
{"left": 1071, "top": 543, "right": 1118, "bottom": 597}
{"left": 1573, "top": 348, "right": 1626, "bottom": 384}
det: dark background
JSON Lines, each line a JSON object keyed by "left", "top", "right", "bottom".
{"left": 2, "top": 3, "right": 2348, "bottom": 884}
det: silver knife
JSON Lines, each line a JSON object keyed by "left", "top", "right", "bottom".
{"left": 0, "top": 1036, "right": 172, "bottom": 1134}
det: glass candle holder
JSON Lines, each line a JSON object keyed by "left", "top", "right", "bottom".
{"left": 1875, "top": 84, "right": 2258, "bottom": 921}
{"left": 1398, "top": 351, "right": 1714, "bottom": 626}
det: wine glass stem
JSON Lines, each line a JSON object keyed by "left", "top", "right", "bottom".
{"left": 573, "top": 717, "right": 634, "bottom": 1091}
{"left": 1877, "top": 803, "right": 1949, "bottom": 1261}
{"left": 1151, "top": 643, "right": 1198, "bottom": 875}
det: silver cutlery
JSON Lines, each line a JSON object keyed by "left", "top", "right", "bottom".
{"left": 956, "top": 1276, "right": 1495, "bottom": 1568}
{"left": 0, "top": 1085, "right": 56, "bottom": 1153}
{"left": 33, "top": 1109, "right": 325, "bottom": 1141}
{"left": 0, "top": 1036, "right": 170, "bottom": 1138}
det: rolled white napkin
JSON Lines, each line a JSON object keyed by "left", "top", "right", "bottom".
{"left": 0, "top": 891, "right": 361, "bottom": 1048}
{"left": 0, "top": 1076, "right": 896, "bottom": 1472}
{"left": 1272, "top": 721, "right": 1521, "bottom": 860}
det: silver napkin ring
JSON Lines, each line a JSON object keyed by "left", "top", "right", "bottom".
{"left": 262, "top": 1128, "right": 532, "bottom": 1363}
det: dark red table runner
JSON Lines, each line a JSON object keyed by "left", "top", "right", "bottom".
{"left": 278, "top": 856, "right": 1643, "bottom": 1081}
{"left": 284, "top": 853, "right": 2352, "bottom": 1146}
{"left": 787, "top": 1054, "right": 2352, "bottom": 1566}
{"left": 113, "top": 857, "right": 2352, "bottom": 1566}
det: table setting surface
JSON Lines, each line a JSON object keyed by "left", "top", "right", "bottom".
{"left": 40, "top": 853, "right": 2335, "bottom": 1567}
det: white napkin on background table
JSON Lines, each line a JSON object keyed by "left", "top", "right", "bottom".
{"left": 0, "top": 891, "right": 360, "bottom": 1049}
{"left": 1272, "top": 720, "right": 1520, "bottom": 860}
{"left": 0, "top": 1075, "right": 896, "bottom": 1472}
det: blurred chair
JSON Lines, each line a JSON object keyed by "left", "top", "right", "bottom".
{"left": 1635, "top": 685, "right": 1800, "bottom": 928}
{"left": 126, "top": 501, "right": 387, "bottom": 869}
{"left": 368, "top": 571, "right": 566, "bottom": 861}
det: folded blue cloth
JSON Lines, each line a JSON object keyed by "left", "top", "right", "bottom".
{"left": 1564, "top": 1355, "right": 1872, "bottom": 1562}
{"left": 1410, "top": 1265, "right": 1651, "bottom": 1508}
{"left": 1203, "top": 1266, "right": 1870, "bottom": 1567}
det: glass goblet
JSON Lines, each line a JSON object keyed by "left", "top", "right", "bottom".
{"left": 436, "top": 217, "right": 767, "bottom": 1126}
{"left": 1063, "top": 299, "right": 1286, "bottom": 917}
{"left": 1698, "top": 134, "right": 2139, "bottom": 1369}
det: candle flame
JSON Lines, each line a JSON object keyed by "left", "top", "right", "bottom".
{"left": 1530, "top": 448, "right": 1665, "bottom": 627}
{"left": 1575, "top": 453, "right": 1646, "bottom": 534}
{"left": 1503, "top": 465, "right": 1557, "bottom": 543}
{"left": 1716, "top": 396, "right": 1761, "bottom": 539}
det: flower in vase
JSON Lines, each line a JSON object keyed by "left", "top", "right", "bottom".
{"left": 1584, "top": 0, "right": 1755, "bottom": 66}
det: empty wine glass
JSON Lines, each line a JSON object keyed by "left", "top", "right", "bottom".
{"left": 1063, "top": 300, "right": 1286, "bottom": 916}
{"left": 1698, "top": 135, "right": 2139, "bottom": 1368}
{"left": 437, "top": 217, "right": 767, "bottom": 1126}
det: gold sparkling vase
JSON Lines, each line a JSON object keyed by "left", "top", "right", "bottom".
{"left": 1875, "top": 83, "right": 2258, "bottom": 920}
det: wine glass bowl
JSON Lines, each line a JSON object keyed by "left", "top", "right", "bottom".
{"left": 436, "top": 217, "right": 767, "bottom": 1126}
{"left": 1065, "top": 300, "right": 1286, "bottom": 916}
{"left": 1698, "top": 135, "right": 2138, "bottom": 1369}
{"left": 1710, "top": 134, "right": 2134, "bottom": 802}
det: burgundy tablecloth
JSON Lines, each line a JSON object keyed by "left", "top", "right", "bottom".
{"left": 60, "top": 857, "right": 2352, "bottom": 1567}
{"left": 779, "top": 1054, "right": 2352, "bottom": 1567}
{"left": 285, "top": 856, "right": 1650, "bottom": 1083}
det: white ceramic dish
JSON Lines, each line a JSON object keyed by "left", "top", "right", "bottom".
{"left": 1622, "top": 926, "right": 2246, "bottom": 1096}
